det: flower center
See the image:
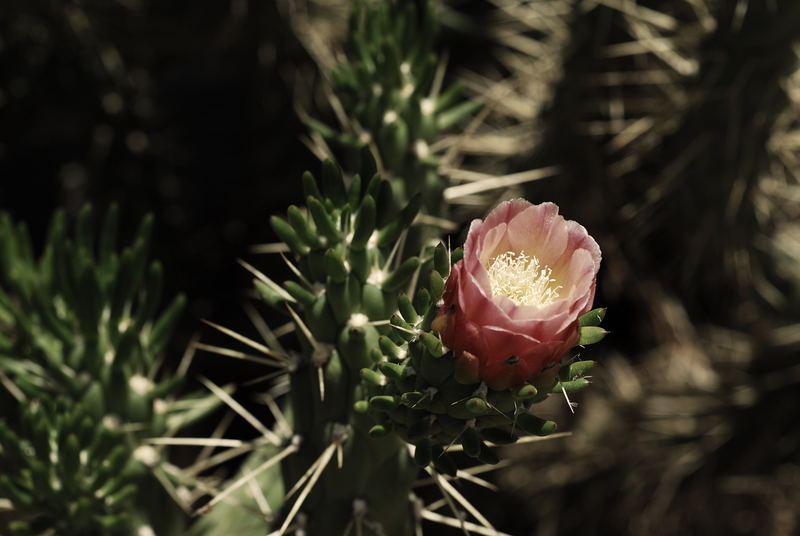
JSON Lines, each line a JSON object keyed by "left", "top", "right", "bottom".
{"left": 487, "top": 251, "right": 562, "bottom": 306}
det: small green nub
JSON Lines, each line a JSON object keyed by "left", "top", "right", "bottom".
{"left": 465, "top": 397, "right": 490, "bottom": 416}
{"left": 360, "top": 368, "right": 385, "bottom": 386}
{"left": 271, "top": 216, "right": 310, "bottom": 256}
{"left": 324, "top": 249, "right": 349, "bottom": 283}
{"left": 353, "top": 400, "right": 370, "bottom": 413}
{"left": 551, "top": 378, "right": 591, "bottom": 394}
{"left": 579, "top": 307, "right": 606, "bottom": 327}
{"left": 512, "top": 384, "right": 539, "bottom": 401}
{"left": 398, "top": 294, "right": 418, "bottom": 323}
{"left": 382, "top": 256, "right": 420, "bottom": 292}
{"left": 578, "top": 326, "right": 608, "bottom": 345}
{"left": 351, "top": 195, "right": 376, "bottom": 250}
{"left": 283, "top": 281, "right": 316, "bottom": 307}
{"left": 321, "top": 159, "right": 347, "bottom": 206}
{"left": 420, "top": 332, "right": 444, "bottom": 358}
{"left": 429, "top": 270, "right": 444, "bottom": 301}
{"left": 379, "top": 362, "right": 405, "bottom": 379}
{"left": 517, "top": 413, "right": 558, "bottom": 436}
{"left": 369, "top": 395, "right": 398, "bottom": 412}
{"left": 433, "top": 243, "right": 449, "bottom": 277}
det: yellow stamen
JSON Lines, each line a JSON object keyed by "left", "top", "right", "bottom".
{"left": 487, "top": 251, "right": 561, "bottom": 306}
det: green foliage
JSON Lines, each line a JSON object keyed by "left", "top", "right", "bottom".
{"left": 310, "top": 0, "right": 480, "bottom": 216}
{"left": 0, "top": 206, "right": 217, "bottom": 535}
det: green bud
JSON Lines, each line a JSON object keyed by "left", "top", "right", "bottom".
{"left": 568, "top": 360, "right": 598, "bottom": 379}
{"left": 360, "top": 368, "right": 385, "bottom": 387}
{"left": 369, "top": 395, "right": 399, "bottom": 411}
{"left": 271, "top": 216, "right": 310, "bottom": 256}
{"left": 353, "top": 400, "right": 370, "bottom": 413}
{"left": 516, "top": 413, "right": 557, "bottom": 436}
{"left": 351, "top": 195, "right": 376, "bottom": 250}
{"left": 433, "top": 243, "right": 449, "bottom": 277}
{"left": 379, "top": 362, "right": 405, "bottom": 379}
{"left": 348, "top": 173, "right": 362, "bottom": 209}
{"left": 307, "top": 196, "right": 340, "bottom": 243}
{"left": 552, "top": 378, "right": 591, "bottom": 394}
{"left": 512, "top": 384, "right": 539, "bottom": 401}
{"left": 429, "top": 270, "right": 444, "bottom": 301}
{"left": 379, "top": 335, "right": 405, "bottom": 360}
{"left": 382, "top": 257, "right": 420, "bottom": 293}
{"left": 466, "top": 397, "right": 490, "bottom": 416}
{"left": 579, "top": 307, "right": 606, "bottom": 327}
{"left": 578, "top": 326, "right": 608, "bottom": 345}
{"left": 324, "top": 248, "right": 349, "bottom": 283}
{"left": 288, "top": 205, "right": 322, "bottom": 249}
{"left": 321, "top": 159, "right": 347, "bottom": 206}
{"left": 302, "top": 171, "right": 323, "bottom": 201}
{"left": 390, "top": 313, "right": 416, "bottom": 341}
{"left": 397, "top": 294, "right": 418, "bottom": 324}
{"left": 413, "top": 288, "right": 431, "bottom": 316}
{"left": 420, "top": 332, "right": 444, "bottom": 358}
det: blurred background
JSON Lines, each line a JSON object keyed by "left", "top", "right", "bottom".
{"left": 2, "top": 0, "right": 799, "bottom": 534}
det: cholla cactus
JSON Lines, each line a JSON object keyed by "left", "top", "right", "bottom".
{"left": 190, "top": 160, "right": 606, "bottom": 535}
{"left": 0, "top": 207, "right": 221, "bottom": 535}
{"left": 304, "top": 0, "right": 480, "bottom": 217}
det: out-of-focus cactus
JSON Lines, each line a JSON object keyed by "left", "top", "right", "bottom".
{"left": 304, "top": 0, "right": 480, "bottom": 217}
{"left": 0, "top": 207, "right": 220, "bottom": 535}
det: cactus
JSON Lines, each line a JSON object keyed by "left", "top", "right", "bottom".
{"left": 191, "top": 161, "right": 605, "bottom": 535}
{"left": 0, "top": 207, "right": 221, "bottom": 535}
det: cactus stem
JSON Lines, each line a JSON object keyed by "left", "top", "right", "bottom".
{"left": 193, "top": 440, "right": 299, "bottom": 517}
{"left": 275, "top": 440, "right": 338, "bottom": 536}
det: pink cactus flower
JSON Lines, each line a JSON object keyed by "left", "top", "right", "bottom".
{"left": 432, "top": 199, "right": 601, "bottom": 390}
